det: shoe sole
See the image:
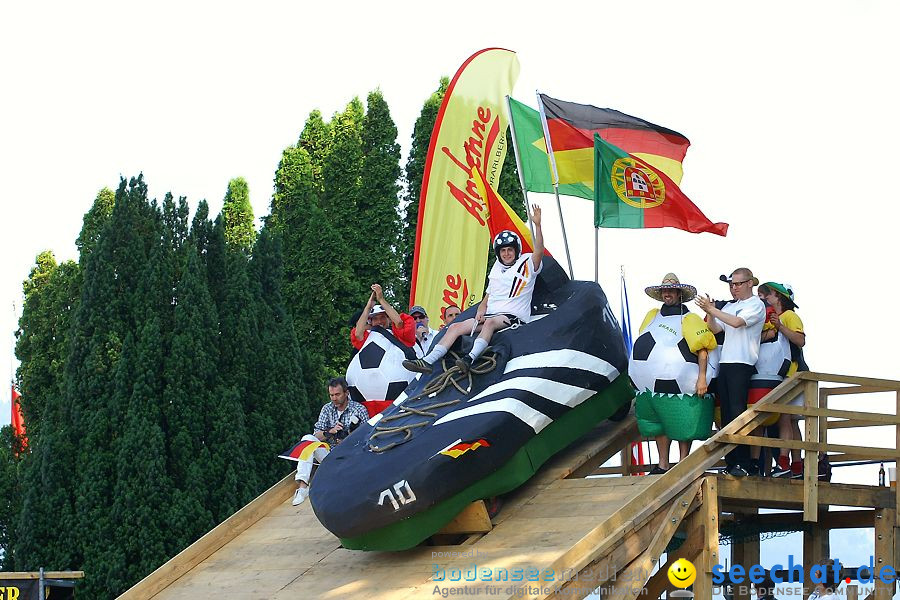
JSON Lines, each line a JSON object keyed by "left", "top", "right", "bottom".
{"left": 403, "top": 362, "right": 432, "bottom": 374}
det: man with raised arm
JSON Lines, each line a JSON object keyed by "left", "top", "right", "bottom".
{"left": 403, "top": 204, "right": 544, "bottom": 376}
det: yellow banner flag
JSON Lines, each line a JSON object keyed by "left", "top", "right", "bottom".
{"left": 410, "top": 48, "right": 520, "bottom": 321}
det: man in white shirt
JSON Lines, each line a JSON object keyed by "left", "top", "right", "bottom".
{"left": 404, "top": 205, "right": 544, "bottom": 376}
{"left": 696, "top": 267, "right": 766, "bottom": 477}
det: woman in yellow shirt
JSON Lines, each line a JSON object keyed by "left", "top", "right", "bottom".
{"left": 762, "top": 282, "right": 807, "bottom": 478}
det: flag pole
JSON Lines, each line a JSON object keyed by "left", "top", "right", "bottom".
{"left": 594, "top": 227, "right": 599, "bottom": 284}
{"left": 505, "top": 95, "right": 536, "bottom": 242}
{"left": 536, "top": 91, "right": 574, "bottom": 279}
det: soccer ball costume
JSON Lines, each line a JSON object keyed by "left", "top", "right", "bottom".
{"left": 630, "top": 274, "right": 717, "bottom": 441}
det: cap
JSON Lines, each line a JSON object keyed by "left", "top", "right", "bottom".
{"left": 370, "top": 305, "right": 387, "bottom": 316}
{"left": 409, "top": 305, "right": 428, "bottom": 317}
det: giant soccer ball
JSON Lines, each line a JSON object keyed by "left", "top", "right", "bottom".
{"left": 346, "top": 328, "right": 416, "bottom": 403}
{"left": 629, "top": 326, "right": 716, "bottom": 395}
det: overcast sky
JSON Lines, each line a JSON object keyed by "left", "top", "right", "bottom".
{"left": 2, "top": 1, "right": 898, "bottom": 593}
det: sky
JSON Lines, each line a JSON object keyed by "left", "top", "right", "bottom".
{"left": 2, "top": 0, "right": 899, "bottom": 593}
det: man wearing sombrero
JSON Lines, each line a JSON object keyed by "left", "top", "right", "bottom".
{"left": 696, "top": 267, "right": 767, "bottom": 478}
{"left": 630, "top": 274, "right": 718, "bottom": 474}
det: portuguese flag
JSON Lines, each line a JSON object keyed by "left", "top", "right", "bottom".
{"left": 508, "top": 95, "right": 690, "bottom": 200}
{"left": 594, "top": 134, "right": 728, "bottom": 236}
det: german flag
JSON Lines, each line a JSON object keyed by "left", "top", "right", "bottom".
{"left": 278, "top": 439, "right": 330, "bottom": 462}
{"left": 509, "top": 95, "right": 690, "bottom": 201}
{"left": 438, "top": 438, "right": 491, "bottom": 459}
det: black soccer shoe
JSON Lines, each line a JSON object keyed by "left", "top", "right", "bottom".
{"left": 402, "top": 358, "right": 433, "bottom": 374}
{"left": 455, "top": 355, "right": 474, "bottom": 375}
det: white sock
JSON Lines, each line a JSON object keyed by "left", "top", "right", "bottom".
{"left": 468, "top": 338, "right": 488, "bottom": 360}
{"left": 423, "top": 344, "right": 448, "bottom": 365}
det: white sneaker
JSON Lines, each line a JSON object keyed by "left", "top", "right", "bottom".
{"left": 292, "top": 486, "right": 309, "bottom": 506}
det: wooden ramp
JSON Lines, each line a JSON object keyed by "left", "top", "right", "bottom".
{"left": 121, "top": 416, "right": 663, "bottom": 600}
{"left": 121, "top": 372, "right": 900, "bottom": 600}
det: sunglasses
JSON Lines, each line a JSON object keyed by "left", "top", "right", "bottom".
{"left": 412, "top": 314, "right": 427, "bottom": 320}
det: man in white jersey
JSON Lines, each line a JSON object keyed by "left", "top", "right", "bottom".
{"left": 403, "top": 204, "right": 544, "bottom": 376}
{"left": 695, "top": 267, "right": 766, "bottom": 477}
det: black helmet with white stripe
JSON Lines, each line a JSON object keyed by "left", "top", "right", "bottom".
{"left": 493, "top": 230, "right": 521, "bottom": 265}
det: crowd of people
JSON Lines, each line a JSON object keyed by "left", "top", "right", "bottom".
{"left": 633, "top": 267, "right": 807, "bottom": 478}
{"left": 288, "top": 201, "right": 808, "bottom": 504}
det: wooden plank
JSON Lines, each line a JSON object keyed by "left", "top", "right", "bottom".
{"left": 694, "top": 477, "right": 719, "bottom": 600}
{"left": 874, "top": 508, "right": 896, "bottom": 600}
{"left": 437, "top": 501, "right": 492, "bottom": 535}
{"left": 716, "top": 477, "right": 895, "bottom": 509}
{"left": 731, "top": 509, "right": 759, "bottom": 600}
{"left": 896, "top": 390, "right": 900, "bottom": 524}
{"left": 0, "top": 572, "right": 84, "bottom": 580}
{"left": 805, "top": 379, "right": 820, "bottom": 522}
{"left": 567, "top": 419, "right": 639, "bottom": 478}
{"left": 826, "top": 419, "right": 899, "bottom": 429}
{"left": 606, "top": 482, "right": 701, "bottom": 600}
{"left": 720, "top": 509, "right": 874, "bottom": 530}
{"left": 803, "top": 518, "right": 829, "bottom": 599}
{"left": 821, "top": 385, "right": 891, "bottom": 396}
{"left": 120, "top": 473, "right": 297, "bottom": 599}
{"left": 798, "top": 371, "right": 900, "bottom": 390}
{"left": 552, "top": 509, "right": 669, "bottom": 600}
{"left": 716, "top": 433, "right": 899, "bottom": 459}
{"left": 761, "top": 404, "right": 900, "bottom": 424}
{"left": 848, "top": 584, "right": 859, "bottom": 600}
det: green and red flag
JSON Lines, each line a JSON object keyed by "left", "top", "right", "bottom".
{"left": 508, "top": 95, "right": 691, "bottom": 200}
{"left": 594, "top": 134, "right": 728, "bottom": 236}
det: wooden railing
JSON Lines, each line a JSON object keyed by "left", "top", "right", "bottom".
{"left": 710, "top": 371, "right": 900, "bottom": 521}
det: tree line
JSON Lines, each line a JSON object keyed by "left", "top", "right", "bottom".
{"left": 0, "top": 82, "right": 525, "bottom": 597}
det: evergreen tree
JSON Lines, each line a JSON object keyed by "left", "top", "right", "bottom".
{"left": 66, "top": 175, "right": 159, "bottom": 596}
{"left": 75, "top": 187, "right": 115, "bottom": 263}
{"left": 213, "top": 245, "right": 258, "bottom": 513}
{"left": 399, "top": 77, "right": 449, "bottom": 304}
{"left": 248, "top": 228, "right": 311, "bottom": 484}
{"left": 108, "top": 224, "right": 175, "bottom": 593}
{"left": 0, "top": 426, "right": 21, "bottom": 570}
{"left": 298, "top": 109, "right": 332, "bottom": 193}
{"left": 222, "top": 177, "right": 256, "bottom": 252}
{"left": 164, "top": 249, "right": 217, "bottom": 551}
{"left": 270, "top": 144, "right": 332, "bottom": 400}
{"left": 14, "top": 252, "right": 79, "bottom": 440}
{"left": 359, "top": 90, "right": 402, "bottom": 302}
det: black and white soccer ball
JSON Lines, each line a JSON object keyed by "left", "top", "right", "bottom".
{"left": 346, "top": 329, "right": 416, "bottom": 403}
{"left": 629, "top": 327, "right": 715, "bottom": 395}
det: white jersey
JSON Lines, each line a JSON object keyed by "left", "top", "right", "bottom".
{"left": 485, "top": 253, "right": 542, "bottom": 322}
{"left": 714, "top": 296, "right": 766, "bottom": 365}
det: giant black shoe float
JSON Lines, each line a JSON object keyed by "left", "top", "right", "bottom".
{"left": 309, "top": 257, "right": 633, "bottom": 550}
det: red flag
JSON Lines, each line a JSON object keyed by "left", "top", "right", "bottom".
{"left": 471, "top": 167, "right": 544, "bottom": 255}
{"left": 12, "top": 386, "right": 27, "bottom": 450}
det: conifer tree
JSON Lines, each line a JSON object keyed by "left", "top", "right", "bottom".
{"left": 399, "top": 77, "right": 449, "bottom": 304}
{"left": 249, "top": 228, "right": 311, "bottom": 483}
{"left": 76, "top": 187, "right": 115, "bottom": 263}
{"left": 359, "top": 90, "right": 402, "bottom": 302}
{"left": 222, "top": 177, "right": 256, "bottom": 252}
{"left": 67, "top": 176, "right": 159, "bottom": 597}
{"left": 298, "top": 109, "right": 332, "bottom": 192}
{"left": 14, "top": 252, "right": 79, "bottom": 439}
{"left": 108, "top": 227, "right": 175, "bottom": 592}
{"left": 165, "top": 248, "right": 217, "bottom": 551}
{"left": 0, "top": 426, "right": 21, "bottom": 570}
{"left": 213, "top": 246, "right": 258, "bottom": 511}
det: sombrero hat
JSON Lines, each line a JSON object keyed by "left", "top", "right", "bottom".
{"left": 644, "top": 273, "right": 697, "bottom": 303}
